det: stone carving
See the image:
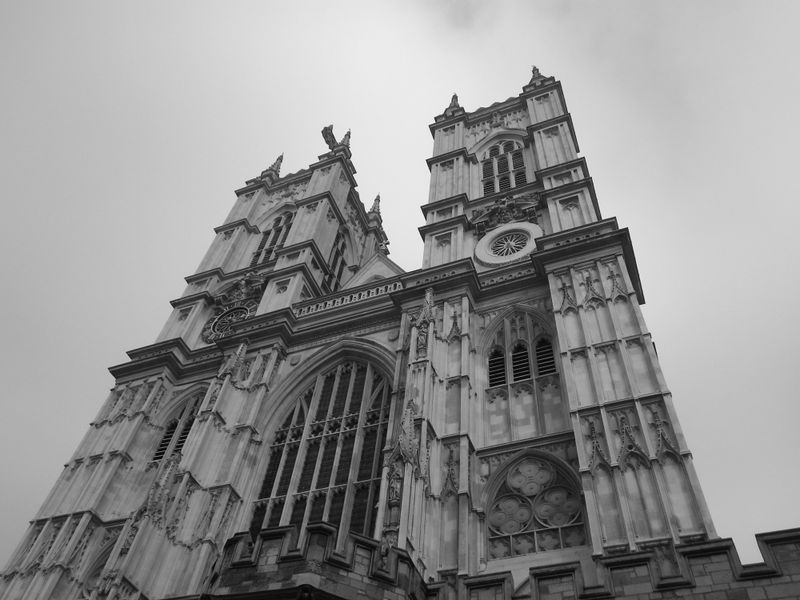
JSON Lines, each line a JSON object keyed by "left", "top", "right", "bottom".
{"left": 470, "top": 193, "right": 540, "bottom": 238}
{"left": 201, "top": 272, "right": 265, "bottom": 343}
{"left": 376, "top": 529, "right": 397, "bottom": 572}
{"left": 443, "top": 92, "right": 460, "bottom": 117}
{"left": 396, "top": 398, "right": 419, "bottom": 469}
{"left": 580, "top": 270, "right": 606, "bottom": 307}
{"left": 490, "top": 111, "right": 504, "bottom": 129}
{"left": 447, "top": 308, "right": 461, "bottom": 342}
{"left": 143, "top": 453, "right": 182, "bottom": 528}
{"left": 385, "top": 460, "right": 403, "bottom": 527}
{"left": 369, "top": 194, "right": 381, "bottom": 214}
{"left": 441, "top": 443, "right": 459, "bottom": 498}
{"left": 583, "top": 417, "right": 610, "bottom": 471}
{"left": 412, "top": 288, "right": 435, "bottom": 359}
{"left": 321, "top": 125, "right": 337, "bottom": 150}
{"left": 260, "top": 153, "right": 283, "bottom": 179}
{"left": 606, "top": 266, "right": 628, "bottom": 301}
{"left": 321, "top": 125, "right": 350, "bottom": 150}
{"left": 648, "top": 405, "right": 679, "bottom": 462}
{"left": 612, "top": 410, "right": 649, "bottom": 470}
{"left": 557, "top": 275, "right": 579, "bottom": 314}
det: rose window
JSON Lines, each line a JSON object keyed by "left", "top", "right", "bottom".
{"left": 490, "top": 232, "right": 528, "bottom": 257}
{"left": 487, "top": 457, "right": 586, "bottom": 559}
{"left": 506, "top": 458, "right": 554, "bottom": 496}
{"left": 488, "top": 495, "right": 533, "bottom": 534}
{"left": 533, "top": 487, "right": 581, "bottom": 527}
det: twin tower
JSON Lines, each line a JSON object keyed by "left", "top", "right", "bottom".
{"left": 2, "top": 69, "right": 797, "bottom": 600}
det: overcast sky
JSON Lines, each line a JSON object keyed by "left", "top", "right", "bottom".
{"left": 1, "top": 1, "right": 798, "bottom": 567}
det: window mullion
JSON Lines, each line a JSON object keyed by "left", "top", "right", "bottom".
{"left": 321, "top": 365, "right": 346, "bottom": 521}
{"left": 336, "top": 364, "right": 374, "bottom": 548}
{"left": 280, "top": 376, "right": 323, "bottom": 530}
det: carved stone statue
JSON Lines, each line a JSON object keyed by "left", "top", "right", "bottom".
{"left": 339, "top": 129, "right": 351, "bottom": 147}
{"left": 321, "top": 125, "right": 337, "bottom": 150}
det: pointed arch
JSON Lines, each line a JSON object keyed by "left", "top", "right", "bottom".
{"left": 249, "top": 338, "right": 395, "bottom": 545}
{"left": 151, "top": 384, "right": 206, "bottom": 464}
{"left": 480, "top": 306, "right": 568, "bottom": 442}
{"left": 251, "top": 208, "right": 297, "bottom": 267}
{"left": 481, "top": 448, "right": 587, "bottom": 559}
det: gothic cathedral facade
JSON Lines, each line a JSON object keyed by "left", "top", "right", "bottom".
{"left": 2, "top": 69, "right": 798, "bottom": 600}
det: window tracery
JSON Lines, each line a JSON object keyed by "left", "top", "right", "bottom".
{"left": 487, "top": 456, "right": 586, "bottom": 559}
{"left": 249, "top": 359, "right": 390, "bottom": 544}
{"left": 481, "top": 141, "right": 527, "bottom": 197}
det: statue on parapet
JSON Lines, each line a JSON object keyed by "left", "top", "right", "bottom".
{"left": 321, "top": 124, "right": 337, "bottom": 150}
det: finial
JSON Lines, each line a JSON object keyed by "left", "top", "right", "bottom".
{"left": 268, "top": 153, "right": 283, "bottom": 174}
{"left": 321, "top": 124, "right": 337, "bottom": 150}
{"left": 529, "top": 65, "right": 545, "bottom": 85}
{"left": 369, "top": 194, "right": 381, "bottom": 214}
{"left": 260, "top": 153, "right": 283, "bottom": 180}
{"left": 340, "top": 129, "right": 351, "bottom": 147}
{"left": 444, "top": 93, "right": 461, "bottom": 117}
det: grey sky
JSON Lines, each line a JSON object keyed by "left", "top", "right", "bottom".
{"left": 1, "top": 0, "right": 798, "bottom": 566}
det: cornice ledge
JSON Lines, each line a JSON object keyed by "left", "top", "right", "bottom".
{"left": 214, "top": 219, "right": 259, "bottom": 235}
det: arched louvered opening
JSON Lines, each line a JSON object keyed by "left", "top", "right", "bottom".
{"left": 511, "top": 343, "right": 531, "bottom": 382}
{"left": 324, "top": 231, "right": 348, "bottom": 292}
{"left": 152, "top": 392, "right": 202, "bottom": 464}
{"left": 250, "top": 359, "right": 391, "bottom": 544}
{"left": 483, "top": 312, "right": 568, "bottom": 445}
{"left": 251, "top": 212, "right": 295, "bottom": 266}
{"left": 488, "top": 347, "right": 507, "bottom": 387}
{"left": 153, "top": 420, "right": 178, "bottom": 463}
{"left": 535, "top": 338, "right": 557, "bottom": 375}
{"left": 481, "top": 141, "right": 528, "bottom": 197}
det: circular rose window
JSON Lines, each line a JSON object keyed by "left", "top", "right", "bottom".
{"left": 491, "top": 232, "right": 528, "bottom": 256}
{"left": 474, "top": 222, "right": 543, "bottom": 266}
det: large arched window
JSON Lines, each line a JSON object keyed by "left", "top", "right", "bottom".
{"left": 249, "top": 359, "right": 391, "bottom": 544}
{"left": 481, "top": 141, "right": 527, "bottom": 197}
{"left": 250, "top": 211, "right": 294, "bottom": 266}
{"left": 484, "top": 312, "right": 568, "bottom": 444}
{"left": 487, "top": 455, "right": 586, "bottom": 559}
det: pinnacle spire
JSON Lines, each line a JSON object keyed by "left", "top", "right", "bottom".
{"left": 369, "top": 193, "right": 381, "bottom": 214}
{"left": 268, "top": 153, "right": 283, "bottom": 175}
{"left": 443, "top": 92, "right": 461, "bottom": 117}
{"left": 259, "top": 153, "right": 283, "bottom": 182}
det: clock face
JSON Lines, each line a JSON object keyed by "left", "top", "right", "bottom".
{"left": 474, "top": 222, "right": 543, "bottom": 266}
{"left": 211, "top": 306, "right": 249, "bottom": 335}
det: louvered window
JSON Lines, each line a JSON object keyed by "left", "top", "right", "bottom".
{"left": 484, "top": 313, "right": 568, "bottom": 444}
{"left": 535, "top": 339, "right": 557, "bottom": 375}
{"left": 480, "top": 142, "right": 528, "bottom": 197}
{"left": 251, "top": 212, "right": 294, "bottom": 266}
{"left": 324, "top": 232, "right": 347, "bottom": 292}
{"left": 152, "top": 392, "right": 202, "bottom": 464}
{"left": 488, "top": 347, "right": 507, "bottom": 387}
{"left": 511, "top": 343, "right": 531, "bottom": 381}
{"left": 250, "top": 360, "right": 391, "bottom": 544}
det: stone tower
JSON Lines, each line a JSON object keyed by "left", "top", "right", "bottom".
{"left": 2, "top": 69, "right": 798, "bottom": 600}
